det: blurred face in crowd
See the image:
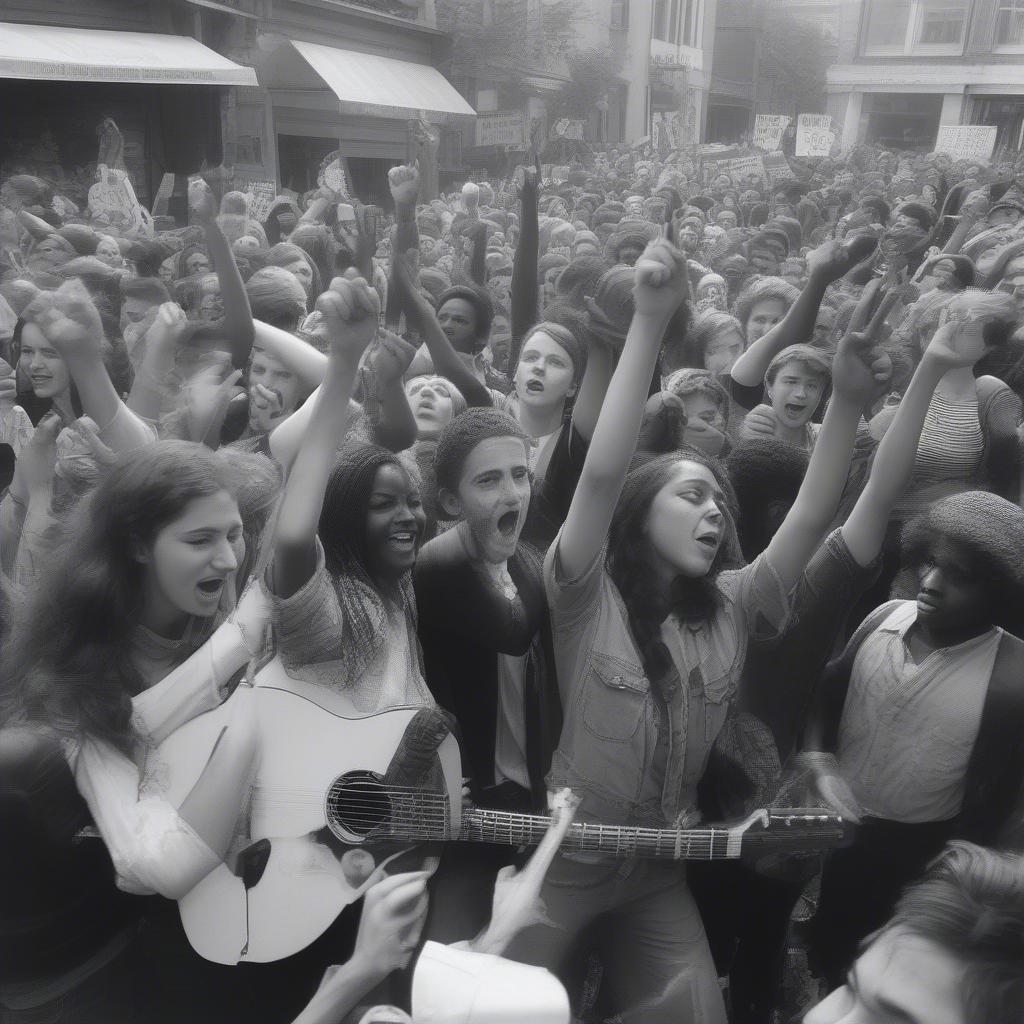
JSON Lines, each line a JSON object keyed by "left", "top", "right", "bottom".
{"left": 405, "top": 375, "right": 456, "bottom": 439}
{"left": 140, "top": 490, "right": 244, "bottom": 627}
{"left": 96, "top": 236, "right": 123, "bottom": 268}
{"left": 120, "top": 296, "right": 159, "bottom": 350}
{"left": 703, "top": 326, "right": 744, "bottom": 376}
{"left": 442, "top": 435, "right": 531, "bottom": 565}
{"left": 489, "top": 315, "right": 512, "bottom": 373}
{"left": 185, "top": 250, "right": 210, "bottom": 276}
{"left": 19, "top": 321, "right": 71, "bottom": 401}
{"left": 677, "top": 224, "right": 699, "bottom": 252}
{"left": 199, "top": 277, "right": 224, "bottom": 322}
{"left": 542, "top": 265, "right": 563, "bottom": 307}
{"left": 514, "top": 330, "right": 575, "bottom": 411}
{"left": 437, "top": 297, "right": 478, "bottom": 354}
{"left": 931, "top": 259, "right": 959, "bottom": 292}
{"left": 363, "top": 463, "right": 425, "bottom": 584}
{"left": 812, "top": 308, "right": 836, "bottom": 348}
{"left": 749, "top": 246, "right": 779, "bottom": 276}
{"left": 998, "top": 269, "right": 1024, "bottom": 309}
{"left": 248, "top": 346, "right": 302, "bottom": 433}
{"left": 803, "top": 928, "right": 966, "bottom": 1024}
{"left": 745, "top": 297, "right": 787, "bottom": 343}
{"left": 283, "top": 257, "right": 314, "bottom": 298}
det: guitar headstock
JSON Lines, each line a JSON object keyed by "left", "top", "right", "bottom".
{"left": 742, "top": 807, "right": 852, "bottom": 852}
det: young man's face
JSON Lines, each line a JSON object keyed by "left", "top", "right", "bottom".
{"left": 443, "top": 436, "right": 531, "bottom": 565}
{"left": 248, "top": 347, "right": 302, "bottom": 433}
{"left": 914, "top": 538, "right": 993, "bottom": 635}
{"left": 437, "top": 297, "right": 479, "bottom": 354}
{"left": 766, "top": 360, "right": 825, "bottom": 430}
{"left": 804, "top": 928, "right": 965, "bottom": 1024}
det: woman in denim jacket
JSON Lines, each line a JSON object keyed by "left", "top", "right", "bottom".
{"left": 505, "top": 235, "right": 891, "bottom": 1021}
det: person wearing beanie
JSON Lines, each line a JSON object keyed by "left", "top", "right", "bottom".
{"left": 605, "top": 225, "right": 652, "bottom": 267}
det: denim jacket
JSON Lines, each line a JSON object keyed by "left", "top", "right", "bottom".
{"left": 543, "top": 535, "right": 794, "bottom": 830}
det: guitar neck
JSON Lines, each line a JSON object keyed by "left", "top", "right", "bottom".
{"left": 460, "top": 808, "right": 741, "bottom": 860}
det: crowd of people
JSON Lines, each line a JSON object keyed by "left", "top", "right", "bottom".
{"left": 1, "top": 130, "right": 1024, "bottom": 1024}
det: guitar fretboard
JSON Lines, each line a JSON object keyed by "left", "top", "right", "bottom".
{"left": 460, "top": 808, "right": 736, "bottom": 859}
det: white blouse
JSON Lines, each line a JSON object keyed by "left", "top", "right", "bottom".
{"left": 64, "top": 619, "right": 251, "bottom": 900}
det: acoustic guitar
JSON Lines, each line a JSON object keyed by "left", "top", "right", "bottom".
{"left": 151, "top": 659, "right": 849, "bottom": 965}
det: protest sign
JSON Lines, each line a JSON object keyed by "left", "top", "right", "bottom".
{"left": 239, "top": 179, "right": 277, "bottom": 221}
{"left": 551, "top": 118, "right": 586, "bottom": 141}
{"left": 763, "top": 152, "right": 796, "bottom": 185}
{"left": 933, "top": 125, "right": 998, "bottom": 163}
{"left": 318, "top": 152, "right": 351, "bottom": 198}
{"left": 475, "top": 112, "right": 526, "bottom": 148}
{"left": 721, "top": 154, "right": 766, "bottom": 186}
{"left": 152, "top": 173, "right": 175, "bottom": 216}
{"left": 795, "top": 114, "right": 834, "bottom": 157}
{"left": 753, "top": 115, "right": 790, "bottom": 152}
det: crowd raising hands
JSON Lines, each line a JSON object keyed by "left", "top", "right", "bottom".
{"left": 1, "top": 135, "right": 1024, "bottom": 1024}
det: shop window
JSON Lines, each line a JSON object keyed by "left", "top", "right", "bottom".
{"left": 861, "top": 93, "right": 943, "bottom": 150}
{"left": 996, "top": 1, "right": 1024, "bottom": 50}
{"left": 476, "top": 85, "right": 499, "bottom": 113}
{"left": 862, "top": 0, "right": 967, "bottom": 56}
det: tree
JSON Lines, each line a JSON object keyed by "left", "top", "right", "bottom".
{"left": 547, "top": 45, "right": 626, "bottom": 124}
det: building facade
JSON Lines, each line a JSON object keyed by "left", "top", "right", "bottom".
{"left": 0, "top": 0, "right": 473, "bottom": 210}
{"left": 828, "top": 0, "right": 1024, "bottom": 154}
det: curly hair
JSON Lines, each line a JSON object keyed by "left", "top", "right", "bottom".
{"left": 607, "top": 449, "right": 743, "bottom": 685}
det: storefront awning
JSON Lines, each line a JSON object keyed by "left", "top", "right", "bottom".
{"left": 290, "top": 40, "right": 475, "bottom": 123}
{"left": 0, "top": 23, "right": 258, "bottom": 86}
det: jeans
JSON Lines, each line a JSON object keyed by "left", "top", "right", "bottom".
{"left": 505, "top": 854, "right": 727, "bottom": 1023}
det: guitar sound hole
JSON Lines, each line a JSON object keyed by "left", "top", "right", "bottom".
{"left": 326, "top": 771, "right": 391, "bottom": 843}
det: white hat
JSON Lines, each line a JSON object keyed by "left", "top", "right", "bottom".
{"left": 412, "top": 942, "right": 569, "bottom": 1024}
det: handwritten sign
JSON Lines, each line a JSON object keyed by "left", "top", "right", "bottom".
{"left": 934, "top": 125, "right": 998, "bottom": 163}
{"left": 795, "top": 114, "right": 834, "bottom": 158}
{"left": 763, "top": 152, "right": 796, "bottom": 185}
{"left": 317, "top": 152, "right": 351, "bottom": 199}
{"left": 475, "top": 112, "right": 526, "bottom": 149}
{"left": 753, "top": 115, "right": 791, "bottom": 152}
{"left": 721, "top": 154, "right": 766, "bottom": 186}
{"left": 241, "top": 179, "right": 277, "bottom": 222}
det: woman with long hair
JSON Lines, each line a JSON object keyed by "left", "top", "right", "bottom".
{"left": 504, "top": 236, "right": 888, "bottom": 1020}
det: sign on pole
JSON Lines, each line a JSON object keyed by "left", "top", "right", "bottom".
{"left": 753, "top": 115, "right": 791, "bottom": 152}
{"left": 795, "top": 114, "right": 834, "bottom": 157}
{"left": 475, "top": 112, "right": 526, "bottom": 149}
{"left": 933, "top": 125, "right": 998, "bottom": 163}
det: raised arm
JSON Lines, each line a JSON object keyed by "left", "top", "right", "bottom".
{"left": 392, "top": 249, "right": 492, "bottom": 408}
{"left": 731, "top": 236, "right": 877, "bottom": 388}
{"left": 26, "top": 281, "right": 155, "bottom": 452}
{"left": 763, "top": 329, "right": 891, "bottom": 591}
{"left": 126, "top": 302, "right": 190, "bottom": 421}
{"left": 386, "top": 163, "right": 422, "bottom": 328}
{"left": 509, "top": 159, "right": 541, "bottom": 370}
{"left": 841, "top": 322, "right": 977, "bottom": 566}
{"left": 271, "top": 272, "right": 379, "bottom": 598}
{"left": 570, "top": 338, "right": 615, "bottom": 443}
{"left": 194, "top": 190, "right": 255, "bottom": 369}
{"left": 253, "top": 319, "right": 329, "bottom": 390}
{"left": 557, "top": 239, "right": 686, "bottom": 580}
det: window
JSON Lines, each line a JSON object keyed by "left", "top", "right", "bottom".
{"left": 476, "top": 84, "right": 498, "bottom": 112}
{"left": 997, "top": 1, "right": 1024, "bottom": 48}
{"left": 862, "top": 0, "right": 968, "bottom": 56}
{"left": 610, "top": 0, "right": 629, "bottom": 31}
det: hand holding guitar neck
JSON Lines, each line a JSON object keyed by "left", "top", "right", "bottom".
{"left": 470, "top": 788, "right": 580, "bottom": 957}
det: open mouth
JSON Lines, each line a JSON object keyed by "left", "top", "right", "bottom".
{"left": 388, "top": 531, "right": 416, "bottom": 550}
{"left": 196, "top": 577, "right": 225, "bottom": 598}
{"left": 784, "top": 403, "right": 806, "bottom": 419}
{"left": 695, "top": 532, "right": 720, "bottom": 553}
{"left": 497, "top": 509, "right": 520, "bottom": 538}
{"left": 525, "top": 379, "right": 544, "bottom": 393}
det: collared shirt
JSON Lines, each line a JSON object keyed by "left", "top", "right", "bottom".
{"left": 837, "top": 601, "right": 997, "bottom": 823}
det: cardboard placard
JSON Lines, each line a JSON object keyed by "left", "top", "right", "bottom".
{"left": 551, "top": 117, "right": 586, "bottom": 141}
{"left": 721, "top": 154, "right": 766, "bottom": 186}
{"left": 475, "top": 112, "right": 526, "bottom": 149}
{"left": 242, "top": 179, "right": 277, "bottom": 222}
{"left": 763, "top": 152, "right": 796, "bottom": 185}
{"left": 795, "top": 114, "right": 834, "bottom": 158}
{"left": 933, "top": 125, "right": 998, "bottom": 163}
{"left": 753, "top": 114, "right": 791, "bottom": 152}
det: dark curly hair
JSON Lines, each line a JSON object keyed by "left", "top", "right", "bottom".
{"left": 607, "top": 448, "right": 743, "bottom": 685}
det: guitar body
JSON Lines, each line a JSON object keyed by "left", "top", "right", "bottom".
{"left": 155, "top": 658, "right": 462, "bottom": 964}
